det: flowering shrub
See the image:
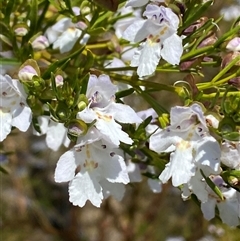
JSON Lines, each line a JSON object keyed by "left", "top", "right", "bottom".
{"left": 1, "top": 0, "right": 240, "bottom": 231}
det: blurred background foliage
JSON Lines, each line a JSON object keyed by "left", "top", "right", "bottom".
{"left": 1, "top": 0, "right": 240, "bottom": 241}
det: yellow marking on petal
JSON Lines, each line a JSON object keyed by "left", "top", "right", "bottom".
{"left": 83, "top": 159, "right": 98, "bottom": 171}
{"left": 159, "top": 26, "right": 168, "bottom": 36}
{"left": 176, "top": 140, "right": 191, "bottom": 150}
{"left": 96, "top": 111, "right": 112, "bottom": 122}
{"left": 10, "top": 101, "right": 16, "bottom": 106}
{"left": 86, "top": 145, "right": 91, "bottom": 159}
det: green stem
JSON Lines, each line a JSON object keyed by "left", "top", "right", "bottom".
{"left": 210, "top": 56, "right": 240, "bottom": 83}
{"left": 201, "top": 91, "right": 240, "bottom": 100}
{"left": 180, "top": 45, "right": 214, "bottom": 62}
{"left": 198, "top": 73, "right": 238, "bottom": 90}
{"left": 108, "top": 73, "right": 183, "bottom": 94}
{"left": 86, "top": 43, "right": 109, "bottom": 49}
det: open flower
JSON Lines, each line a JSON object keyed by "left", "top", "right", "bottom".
{"left": 77, "top": 74, "right": 142, "bottom": 147}
{"left": 150, "top": 104, "right": 221, "bottom": 187}
{"left": 0, "top": 74, "right": 32, "bottom": 141}
{"left": 45, "top": 7, "right": 89, "bottom": 53}
{"left": 123, "top": 4, "right": 183, "bottom": 77}
{"left": 125, "top": 0, "right": 164, "bottom": 8}
{"left": 34, "top": 116, "right": 70, "bottom": 151}
{"left": 55, "top": 140, "right": 130, "bottom": 207}
{"left": 201, "top": 176, "right": 240, "bottom": 227}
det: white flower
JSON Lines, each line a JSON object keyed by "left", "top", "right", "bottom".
{"left": 77, "top": 74, "right": 142, "bottom": 147}
{"left": 201, "top": 176, "right": 240, "bottom": 227}
{"left": 181, "top": 165, "right": 220, "bottom": 203}
{"left": 125, "top": 0, "right": 164, "bottom": 8}
{"left": 220, "top": 5, "right": 240, "bottom": 22}
{"left": 114, "top": 5, "right": 142, "bottom": 39}
{"left": 147, "top": 166, "right": 162, "bottom": 193}
{"left": 220, "top": 141, "right": 240, "bottom": 169}
{"left": 127, "top": 160, "right": 143, "bottom": 182}
{"left": 149, "top": 104, "right": 221, "bottom": 187}
{"left": 54, "top": 140, "right": 130, "bottom": 207}
{"left": 123, "top": 4, "right": 183, "bottom": 77}
{"left": 34, "top": 116, "right": 70, "bottom": 151}
{"left": 45, "top": 12, "right": 89, "bottom": 53}
{"left": 0, "top": 74, "right": 32, "bottom": 141}
{"left": 18, "top": 65, "right": 38, "bottom": 82}
{"left": 31, "top": 35, "right": 49, "bottom": 50}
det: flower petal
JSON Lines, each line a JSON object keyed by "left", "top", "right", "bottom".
{"left": 102, "top": 154, "right": 129, "bottom": 184}
{"left": 131, "top": 41, "right": 161, "bottom": 77}
{"left": 159, "top": 146, "right": 196, "bottom": 187}
{"left": 0, "top": 111, "right": 12, "bottom": 141}
{"left": 201, "top": 199, "right": 216, "bottom": 220}
{"left": 46, "top": 121, "right": 68, "bottom": 151}
{"left": 101, "top": 180, "right": 126, "bottom": 201}
{"left": 54, "top": 149, "right": 78, "bottom": 183}
{"left": 106, "top": 102, "right": 142, "bottom": 124}
{"left": 69, "top": 172, "right": 103, "bottom": 207}
{"left": 161, "top": 34, "right": 183, "bottom": 65}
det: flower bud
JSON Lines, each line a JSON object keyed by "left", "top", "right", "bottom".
{"left": 55, "top": 75, "right": 64, "bottom": 87}
{"left": 14, "top": 24, "right": 29, "bottom": 36}
{"left": 228, "top": 77, "right": 240, "bottom": 89}
{"left": 221, "top": 52, "right": 240, "bottom": 69}
{"left": 18, "top": 65, "right": 38, "bottom": 81}
{"left": 226, "top": 37, "right": 240, "bottom": 52}
{"left": 18, "top": 59, "right": 40, "bottom": 82}
{"left": 183, "top": 17, "right": 208, "bottom": 35}
{"left": 218, "top": 117, "right": 236, "bottom": 133}
{"left": 179, "top": 58, "right": 201, "bottom": 71}
{"left": 198, "top": 34, "right": 217, "bottom": 48}
{"left": 56, "top": 102, "right": 70, "bottom": 121}
{"left": 31, "top": 35, "right": 49, "bottom": 50}
{"left": 68, "top": 119, "right": 88, "bottom": 138}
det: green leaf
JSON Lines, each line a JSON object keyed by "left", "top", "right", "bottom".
{"left": 0, "top": 165, "right": 9, "bottom": 174}
{"left": 29, "top": 0, "right": 38, "bottom": 35}
{"left": 222, "top": 132, "right": 240, "bottom": 142}
{"left": 63, "top": 0, "right": 73, "bottom": 14}
{"left": 200, "top": 169, "right": 224, "bottom": 201}
{"left": 115, "top": 88, "right": 134, "bottom": 99}
{"left": 4, "top": 0, "right": 15, "bottom": 24}
{"left": 79, "top": 73, "right": 90, "bottom": 95}
{"left": 180, "top": 1, "right": 213, "bottom": 33}
{"left": 88, "top": 27, "right": 106, "bottom": 35}
{"left": 137, "top": 89, "right": 168, "bottom": 116}
{"left": 91, "top": 11, "right": 113, "bottom": 29}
